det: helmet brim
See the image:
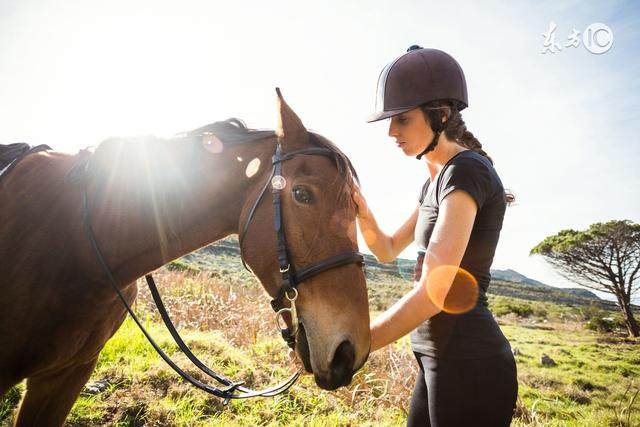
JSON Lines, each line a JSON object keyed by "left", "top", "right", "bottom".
{"left": 366, "top": 107, "right": 415, "bottom": 123}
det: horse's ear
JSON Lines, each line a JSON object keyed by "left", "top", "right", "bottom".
{"left": 275, "top": 88, "right": 308, "bottom": 149}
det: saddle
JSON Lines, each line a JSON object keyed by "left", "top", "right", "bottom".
{"left": 0, "top": 143, "right": 51, "bottom": 184}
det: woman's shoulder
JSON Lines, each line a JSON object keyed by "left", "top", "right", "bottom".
{"left": 450, "top": 150, "right": 493, "bottom": 171}
{"left": 437, "top": 150, "right": 505, "bottom": 208}
{"left": 444, "top": 150, "right": 501, "bottom": 184}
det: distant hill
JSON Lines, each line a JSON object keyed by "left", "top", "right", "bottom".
{"left": 181, "top": 237, "right": 621, "bottom": 311}
{"left": 491, "top": 268, "right": 547, "bottom": 287}
{"left": 491, "top": 269, "right": 601, "bottom": 300}
{"left": 360, "top": 249, "right": 617, "bottom": 310}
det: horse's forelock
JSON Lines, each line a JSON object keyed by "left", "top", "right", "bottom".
{"left": 308, "top": 132, "right": 359, "bottom": 209}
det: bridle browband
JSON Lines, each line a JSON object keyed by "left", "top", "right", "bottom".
{"left": 81, "top": 130, "right": 364, "bottom": 402}
{"left": 238, "top": 142, "right": 365, "bottom": 348}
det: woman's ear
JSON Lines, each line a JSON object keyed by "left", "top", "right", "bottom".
{"left": 441, "top": 106, "right": 452, "bottom": 123}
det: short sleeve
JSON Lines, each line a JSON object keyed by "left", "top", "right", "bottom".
{"left": 418, "top": 179, "right": 430, "bottom": 204}
{"left": 437, "top": 156, "right": 494, "bottom": 210}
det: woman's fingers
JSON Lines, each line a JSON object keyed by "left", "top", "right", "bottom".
{"left": 351, "top": 188, "right": 368, "bottom": 216}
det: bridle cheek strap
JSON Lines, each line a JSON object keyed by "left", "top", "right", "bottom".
{"left": 239, "top": 144, "right": 365, "bottom": 349}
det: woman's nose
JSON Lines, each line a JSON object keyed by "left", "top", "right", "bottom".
{"left": 388, "top": 120, "right": 399, "bottom": 138}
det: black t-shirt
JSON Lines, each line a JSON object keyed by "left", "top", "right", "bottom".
{"left": 411, "top": 150, "right": 511, "bottom": 359}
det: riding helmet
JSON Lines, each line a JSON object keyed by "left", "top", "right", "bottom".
{"left": 367, "top": 45, "right": 468, "bottom": 123}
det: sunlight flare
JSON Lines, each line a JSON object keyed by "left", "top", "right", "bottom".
{"left": 425, "top": 265, "right": 479, "bottom": 314}
{"left": 245, "top": 158, "right": 261, "bottom": 178}
{"left": 202, "top": 134, "right": 224, "bottom": 154}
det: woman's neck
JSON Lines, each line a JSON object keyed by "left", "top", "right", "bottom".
{"left": 424, "top": 139, "right": 468, "bottom": 181}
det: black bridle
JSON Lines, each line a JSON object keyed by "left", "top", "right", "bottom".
{"left": 82, "top": 134, "right": 364, "bottom": 402}
{"left": 238, "top": 142, "right": 365, "bottom": 348}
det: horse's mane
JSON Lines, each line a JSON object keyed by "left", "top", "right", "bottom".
{"left": 69, "top": 119, "right": 359, "bottom": 205}
{"left": 186, "top": 119, "right": 358, "bottom": 185}
{"left": 306, "top": 131, "right": 360, "bottom": 210}
{"left": 184, "top": 118, "right": 276, "bottom": 144}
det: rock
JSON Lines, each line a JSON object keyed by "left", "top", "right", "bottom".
{"left": 83, "top": 378, "right": 111, "bottom": 395}
{"left": 540, "top": 354, "right": 557, "bottom": 367}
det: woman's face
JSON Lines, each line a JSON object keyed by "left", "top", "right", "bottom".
{"left": 387, "top": 107, "right": 434, "bottom": 157}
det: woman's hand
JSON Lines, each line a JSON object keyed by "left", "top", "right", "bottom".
{"left": 352, "top": 187, "right": 371, "bottom": 220}
{"left": 352, "top": 188, "right": 418, "bottom": 263}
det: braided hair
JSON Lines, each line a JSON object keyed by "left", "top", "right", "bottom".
{"left": 420, "top": 100, "right": 515, "bottom": 205}
{"left": 420, "top": 100, "right": 492, "bottom": 163}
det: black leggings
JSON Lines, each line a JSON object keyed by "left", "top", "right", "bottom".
{"left": 407, "top": 351, "right": 518, "bottom": 427}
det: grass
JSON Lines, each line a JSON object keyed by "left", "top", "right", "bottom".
{"left": 503, "top": 319, "right": 638, "bottom": 426}
{"left": 1, "top": 268, "right": 638, "bottom": 426}
{"left": 56, "top": 318, "right": 410, "bottom": 426}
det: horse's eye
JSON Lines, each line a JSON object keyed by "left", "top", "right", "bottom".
{"left": 292, "top": 186, "right": 314, "bottom": 204}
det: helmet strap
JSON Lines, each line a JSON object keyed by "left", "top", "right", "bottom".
{"left": 415, "top": 131, "right": 439, "bottom": 160}
{"left": 416, "top": 120, "right": 447, "bottom": 160}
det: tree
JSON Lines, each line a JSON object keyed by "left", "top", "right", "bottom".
{"left": 531, "top": 220, "right": 640, "bottom": 337}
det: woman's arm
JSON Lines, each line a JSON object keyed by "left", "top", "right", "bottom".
{"left": 369, "top": 189, "right": 478, "bottom": 352}
{"left": 352, "top": 188, "right": 418, "bottom": 263}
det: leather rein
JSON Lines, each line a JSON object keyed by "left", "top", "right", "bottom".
{"left": 81, "top": 134, "right": 364, "bottom": 402}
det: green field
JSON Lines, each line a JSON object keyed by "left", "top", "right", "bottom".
{"left": 1, "top": 266, "right": 638, "bottom": 426}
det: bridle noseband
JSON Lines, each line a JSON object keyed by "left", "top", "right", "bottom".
{"left": 238, "top": 142, "right": 365, "bottom": 349}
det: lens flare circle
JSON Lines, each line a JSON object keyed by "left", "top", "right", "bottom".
{"left": 425, "top": 265, "right": 479, "bottom": 314}
{"left": 202, "top": 134, "right": 223, "bottom": 154}
{"left": 245, "top": 158, "right": 261, "bottom": 178}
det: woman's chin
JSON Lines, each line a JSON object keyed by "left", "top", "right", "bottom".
{"left": 402, "top": 147, "right": 417, "bottom": 157}
{"left": 397, "top": 143, "right": 420, "bottom": 157}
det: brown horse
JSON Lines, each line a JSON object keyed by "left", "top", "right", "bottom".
{"left": 0, "top": 91, "right": 370, "bottom": 426}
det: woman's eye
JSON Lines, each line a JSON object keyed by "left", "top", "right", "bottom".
{"left": 293, "top": 186, "right": 314, "bottom": 204}
{"left": 398, "top": 117, "right": 408, "bottom": 124}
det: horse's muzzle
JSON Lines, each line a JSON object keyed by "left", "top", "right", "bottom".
{"left": 297, "top": 322, "right": 357, "bottom": 390}
{"left": 320, "top": 339, "right": 356, "bottom": 390}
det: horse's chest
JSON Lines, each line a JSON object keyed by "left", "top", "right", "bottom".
{"left": 4, "top": 281, "right": 136, "bottom": 378}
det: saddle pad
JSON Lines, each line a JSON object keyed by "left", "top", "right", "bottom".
{"left": 0, "top": 143, "right": 51, "bottom": 184}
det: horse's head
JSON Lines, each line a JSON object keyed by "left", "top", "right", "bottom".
{"left": 84, "top": 89, "right": 370, "bottom": 391}
{"left": 239, "top": 90, "right": 370, "bottom": 390}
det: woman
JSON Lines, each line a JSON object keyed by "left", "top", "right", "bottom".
{"left": 354, "top": 46, "right": 518, "bottom": 426}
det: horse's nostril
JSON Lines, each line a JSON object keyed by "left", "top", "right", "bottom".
{"left": 330, "top": 339, "right": 356, "bottom": 386}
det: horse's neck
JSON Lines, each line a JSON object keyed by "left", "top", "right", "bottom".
{"left": 88, "top": 136, "right": 276, "bottom": 285}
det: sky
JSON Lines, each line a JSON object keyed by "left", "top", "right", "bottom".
{"left": 2, "top": 0, "right": 639, "bottom": 300}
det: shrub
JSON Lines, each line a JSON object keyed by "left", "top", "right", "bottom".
{"left": 533, "top": 307, "right": 548, "bottom": 319}
{"left": 492, "top": 300, "right": 534, "bottom": 318}
{"left": 585, "top": 316, "right": 626, "bottom": 333}
{"left": 579, "top": 304, "right": 607, "bottom": 321}
{"left": 166, "top": 259, "right": 200, "bottom": 274}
